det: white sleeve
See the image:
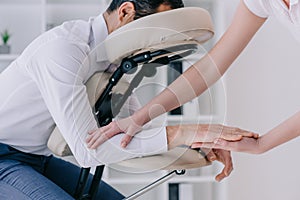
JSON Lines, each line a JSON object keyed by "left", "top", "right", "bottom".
{"left": 93, "top": 127, "right": 168, "bottom": 164}
{"left": 27, "top": 39, "right": 167, "bottom": 167}
{"left": 243, "top": 0, "right": 269, "bottom": 18}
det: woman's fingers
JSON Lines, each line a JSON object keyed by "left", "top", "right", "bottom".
{"left": 86, "top": 121, "right": 123, "bottom": 149}
{"left": 217, "top": 126, "right": 258, "bottom": 140}
{"left": 87, "top": 129, "right": 109, "bottom": 149}
{"left": 219, "top": 133, "right": 243, "bottom": 141}
{"left": 118, "top": 118, "right": 143, "bottom": 148}
{"left": 120, "top": 125, "right": 142, "bottom": 148}
{"left": 192, "top": 137, "right": 262, "bottom": 154}
{"left": 120, "top": 134, "right": 133, "bottom": 148}
{"left": 88, "top": 129, "right": 98, "bottom": 134}
{"left": 86, "top": 117, "right": 143, "bottom": 149}
{"left": 86, "top": 126, "right": 110, "bottom": 143}
{"left": 189, "top": 124, "right": 259, "bottom": 143}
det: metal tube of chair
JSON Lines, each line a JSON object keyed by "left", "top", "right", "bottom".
{"left": 89, "top": 165, "right": 105, "bottom": 200}
{"left": 74, "top": 167, "right": 91, "bottom": 199}
{"left": 123, "top": 170, "right": 178, "bottom": 200}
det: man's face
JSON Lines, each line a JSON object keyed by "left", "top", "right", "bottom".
{"left": 120, "top": 3, "right": 173, "bottom": 27}
{"left": 156, "top": 4, "right": 172, "bottom": 13}
{"left": 110, "top": 2, "right": 173, "bottom": 34}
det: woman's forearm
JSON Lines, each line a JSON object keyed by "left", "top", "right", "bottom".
{"left": 133, "top": 0, "right": 266, "bottom": 125}
{"left": 135, "top": 54, "right": 223, "bottom": 124}
{"left": 259, "top": 111, "right": 300, "bottom": 153}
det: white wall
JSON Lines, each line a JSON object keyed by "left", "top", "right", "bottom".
{"left": 223, "top": 1, "right": 300, "bottom": 200}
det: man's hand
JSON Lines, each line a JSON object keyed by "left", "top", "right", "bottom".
{"left": 201, "top": 148, "right": 233, "bottom": 182}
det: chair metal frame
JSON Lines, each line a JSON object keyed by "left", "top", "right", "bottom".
{"left": 74, "top": 44, "right": 198, "bottom": 200}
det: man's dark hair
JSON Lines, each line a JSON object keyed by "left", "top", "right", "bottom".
{"left": 106, "top": 0, "right": 184, "bottom": 19}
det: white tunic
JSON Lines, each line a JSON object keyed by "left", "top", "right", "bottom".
{"left": 244, "top": 0, "right": 300, "bottom": 42}
{"left": 0, "top": 14, "right": 168, "bottom": 167}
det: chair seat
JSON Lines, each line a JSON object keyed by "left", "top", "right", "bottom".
{"left": 110, "top": 147, "right": 210, "bottom": 173}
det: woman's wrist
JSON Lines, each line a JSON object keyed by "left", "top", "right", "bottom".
{"left": 247, "top": 136, "right": 268, "bottom": 154}
{"left": 133, "top": 108, "right": 150, "bottom": 125}
{"left": 256, "top": 135, "right": 269, "bottom": 154}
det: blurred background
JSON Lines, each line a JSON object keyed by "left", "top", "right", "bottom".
{"left": 1, "top": 0, "right": 300, "bottom": 199}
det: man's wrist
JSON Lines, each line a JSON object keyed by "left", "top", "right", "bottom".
{"left": 166, "top": 125, "right": 183, "bottom": 149}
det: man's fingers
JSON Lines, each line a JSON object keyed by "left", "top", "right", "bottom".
{"left": 192, "top": 147, "right": 234, "bottom": 182}
{"left": 220, "top": 150, "right": 233, "bottom": 177}
{"left": 213, "top": 150, "right": 233, "bottom": 182}
{"left": 215, "top": 149, "right": 233, "bottom": 177}
{"left": 194, "top": 140, "right": 237, "bottom": 152}
{"left": 191, "top": 142, "right": 215, "bottom": 149}
{"left": 205, "top": 150, "right": 217, "bottom": 161}
{"left": 191, "top": 142, "right": 202, "bottom": 149}
{"left": 215, "top": 169, "right": 227, "bottom": 182}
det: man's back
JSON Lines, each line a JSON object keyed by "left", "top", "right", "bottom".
{"left": 0, "top": 19, "right": 92, "bottom": 155}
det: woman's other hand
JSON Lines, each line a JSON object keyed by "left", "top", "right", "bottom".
{"left": 86, "top": 116, "right": 143, "bottom": 149}
{"left": 191, "top": 136, "right": 264, "bottom": 154}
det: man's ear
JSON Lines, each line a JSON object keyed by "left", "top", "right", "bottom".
{"left": 117, "top": 2, "right": 136, "bottom": 25}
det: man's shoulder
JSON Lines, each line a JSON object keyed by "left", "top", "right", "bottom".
{"left": 54, "top": 19, "right": 91, "bottom": 43}
{"left": 18, "top": 19, "right": 91, "bottom": 68}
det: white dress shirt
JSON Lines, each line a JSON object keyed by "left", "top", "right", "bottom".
{"left": 0, "top": 14, "right": 168, "bottom": 167}
{"left": 244, "top": 0, "right": 300, "bottom": 43}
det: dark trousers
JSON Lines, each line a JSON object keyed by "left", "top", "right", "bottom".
{"left": 0, "top": 143, "right": 124, "bottom": 200}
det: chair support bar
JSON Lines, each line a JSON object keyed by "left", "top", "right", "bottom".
{"left": 74, "top": 167, "right": 91, "bottom": 199}
{"left": 123, "top": 170, "right": 186, "bottom": 200}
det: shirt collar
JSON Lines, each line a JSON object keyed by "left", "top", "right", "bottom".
{"left": 90, "top": 14, "right": 109, "bottom": 62}
{"left": 290, "top": 0, "right": 299, "bottom": 5}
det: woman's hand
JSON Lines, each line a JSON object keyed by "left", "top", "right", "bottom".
{"left": 191, "top": 136, "right": 264, "bottom": 154}
{"left": 203, "top": 148, "right": 233, "bottom": 182}
{"left": 86, "top": 116, "right": 143, "bottom": 149}
{"left": 166, "top": 124, "right": 258, "bottom": 149}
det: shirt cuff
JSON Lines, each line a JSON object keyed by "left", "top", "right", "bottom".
{"left": 85, "top": 126, "right": 169, "bottom": 166}
{"left": 138, "top": 127, "right": 168, "bottom": 156}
